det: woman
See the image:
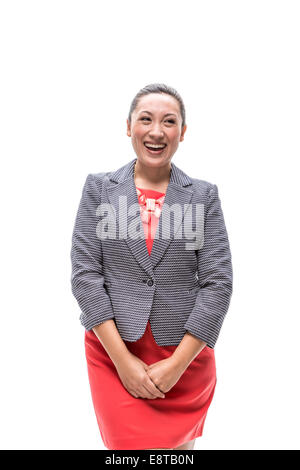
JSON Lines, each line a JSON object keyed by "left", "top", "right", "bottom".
{"left": 70, "top": 83, "right": 233, "bottom": 450}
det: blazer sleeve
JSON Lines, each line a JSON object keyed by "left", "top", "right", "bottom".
{"left": 70, "top": 173, "right": 115, "bottom": 330}
{"left": 183, "top": 184, "right": 233, "bottom": 348}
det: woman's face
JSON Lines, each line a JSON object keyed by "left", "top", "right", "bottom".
{"left": 127, "top": 93, "right": 187, "bottom": 169}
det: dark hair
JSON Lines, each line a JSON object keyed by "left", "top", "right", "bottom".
{"left": 128, "top": 83, "right": 186, "bottom": 129}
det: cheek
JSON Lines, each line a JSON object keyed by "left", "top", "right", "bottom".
{"left": 168, "top": 131, "right": 181, "bottom": 146}
{"left": 132, "top": 127, "right": 145, "bottom": 143}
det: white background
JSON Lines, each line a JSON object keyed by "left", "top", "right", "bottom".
{"left": 0, "top": 0, "right": 299, "bottom": 450}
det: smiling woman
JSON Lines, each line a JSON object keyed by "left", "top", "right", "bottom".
{"left": 71, "top": 83, "right": 233, "bottom": 450}
{"left": 126, "top": 85, "right": 187, "bottom": 189}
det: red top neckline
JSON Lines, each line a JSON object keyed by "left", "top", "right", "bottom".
{"left": 136, "top": 186, "right": 165, "bottom": 198}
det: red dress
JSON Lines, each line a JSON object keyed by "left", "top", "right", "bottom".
{"left": 84, "top": 187, "right": 217, "bottom": 450}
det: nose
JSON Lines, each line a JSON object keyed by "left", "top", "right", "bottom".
{"left": 148, "top": 122, "right": 164, "bottom": 139}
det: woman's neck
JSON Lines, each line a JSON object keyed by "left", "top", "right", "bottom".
{"left": 134, "top": 159, "right": 171, "bottom": 193}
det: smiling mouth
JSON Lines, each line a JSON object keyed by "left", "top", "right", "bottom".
{"left": 144, "top": 142, "right": 167, "bottom": 153}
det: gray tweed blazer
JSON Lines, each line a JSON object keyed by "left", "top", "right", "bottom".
{"left": 70, "top": 158, "right": 233, "bottom": 348}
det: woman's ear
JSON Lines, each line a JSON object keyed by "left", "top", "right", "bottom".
{"left": 180, "top": 124, "right": 187, "bottom": 142}
{"left": 126, "top": 119, "right": 131, "bottom": 137}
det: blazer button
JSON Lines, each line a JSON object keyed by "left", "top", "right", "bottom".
{"left": 147, "top": 279, "right": 154, "bottom": 287}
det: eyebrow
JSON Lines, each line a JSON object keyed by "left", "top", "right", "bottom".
{"left": 139, "top": 110, "right": 177, "bottom": 118}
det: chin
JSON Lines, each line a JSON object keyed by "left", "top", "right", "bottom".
{"left": 139, "top": 154, "right": 172, "bottom": 167}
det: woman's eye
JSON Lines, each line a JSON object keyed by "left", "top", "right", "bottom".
{"left": 140, "top": 117, "right": 175, "bottom": 124}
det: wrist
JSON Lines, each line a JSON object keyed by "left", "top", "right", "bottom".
{"left": 171, "top": 332, "right": 207, "bottom": 372}
{"left": 169, "top": 352, "right": 189, "bottom": 374}
{"left": 111, "top": 349, "right": 132, "bottom": 368}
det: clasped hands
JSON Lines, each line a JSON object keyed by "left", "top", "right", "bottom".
{"left": 115, "top": 352, "right": 187, "bottom": 400}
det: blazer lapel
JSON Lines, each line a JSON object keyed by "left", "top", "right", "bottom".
{"left": 150, "top": 180, "right": 193, "bottom": 269}
{"left": 106, "top": 158, "right": 193, "bottom": 276}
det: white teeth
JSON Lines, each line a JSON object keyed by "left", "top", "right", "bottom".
{"left": 145, "top": 143, "right": 166, "bottom": 149}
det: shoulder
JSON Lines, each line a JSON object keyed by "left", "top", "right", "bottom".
{"left": 185, "top": 172, "right": 217, "bottom": 199}
{"left": 171, "top": 161, "right": 216, "bottom": 197}
{"left": 84, "top": 171, "right": 112, "bottom": 195}
{"left": 177, "top": 165, "right": 222, "bottom": 209}
{"left": 190, "top": 176, "right": 215, "bottom": 191}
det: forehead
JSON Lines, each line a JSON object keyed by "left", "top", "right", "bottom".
{"left": 134, "top": 93, "right": 180, "bottom": 115}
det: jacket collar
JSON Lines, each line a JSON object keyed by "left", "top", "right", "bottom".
{"left": 108, "top": 157, "right": 193, "bottom": 187}
{"left": 106, "top": 158, "right": 193, "bottom": 277}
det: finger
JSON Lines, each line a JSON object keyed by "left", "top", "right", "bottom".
{"left": 145, "top": 378, "right": 165, "bottom": 398}
{"left": 134, "top": 385, "right": 155, "bottom": 400}
{"left": 146, "top": 372, "right": 165, "bottom": 397}
{"left": 140, "top": 385, "right": 158, "bottom": 399}
{"left": 154, "top": 383, "right": 165, "bottom": 394}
